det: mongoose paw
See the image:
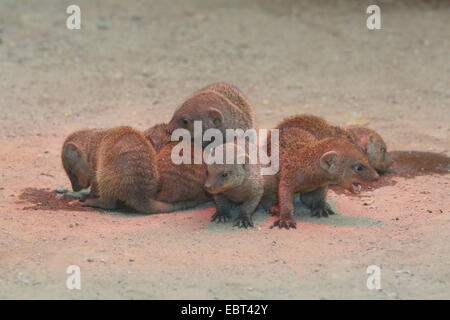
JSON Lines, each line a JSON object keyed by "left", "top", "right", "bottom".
{"left": 82, "top": 198, "right": 98, "bottom": 208}
{"left": 272, "top": 217, "right": 297, "bottom": 229}
{"left": 82, "top": 198, "right": 115, "bottom": 210}
{"left": 211, "top": 211, "right": 231, "bottom": 223}
{"left": 270, "top": 205, "right": 280, "bottom": 217}
{"left": 311, "top": 202, "right": 336, "bottom": 218}
{"left": 79, "top": 192, "right": 96, "bottom": 202}
{"left": 233, "top": 216, "right": 254, "bottom": 228}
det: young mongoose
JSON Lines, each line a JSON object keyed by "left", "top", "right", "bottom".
{"left": 274, "top": 127, "right": 380, "bottom": 229}
{"left": 167, "top": 83, "right": 255, "bottom": 144}
{"left": 274, "top": 115, "right": 390, "bottom": 218}
{"left": 61, "top": 127, "right": 197, "bottom": 213}
{"left": 275, "top": 114, "right": 393, "bottom": 173}
{"left": 204, "top": 143, "right": 263, "bottom": 228}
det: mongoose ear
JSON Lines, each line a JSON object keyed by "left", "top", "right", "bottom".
{"left": 320, "top": 151, "right": 339, "bottom": 174}
{"left": 207, "top": 108, "right": 224, "bottom": 128}
{"left": 62, "top": 142, "right": 86, "bottom": 191}
{"left": 63, "top": 142, "right": 83, "bottom": 164}
{"left": 359, "top": 135, "right": 376, "bottom": 153}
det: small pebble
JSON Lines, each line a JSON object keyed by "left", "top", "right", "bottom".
{"left": 396, "top": 269, "right": 412, "bottom": 275}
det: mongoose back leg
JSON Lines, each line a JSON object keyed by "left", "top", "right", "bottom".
{"left": 300, "top": 187, "right": 336, "bottom": 218}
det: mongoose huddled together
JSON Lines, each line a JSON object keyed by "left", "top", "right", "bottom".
{"left": 61, "top": 82, "right": 392, "bottom": 230}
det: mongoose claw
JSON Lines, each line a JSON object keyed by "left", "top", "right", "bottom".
{"left": 273, "top": 217, "right": 297, "bottom": 229}
{"left": 233, "top": 216, "right": 254, "bottom": 228}
{"left": 211, "top": 211, "right": 231, "bottom": 223}
{"left": 311, "top": 203, "right": 336, "bottom": 218}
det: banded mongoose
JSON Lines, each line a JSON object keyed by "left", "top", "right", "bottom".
{"left": 274, "top": 114, "right": 390, "bottom": 218}
{"left": 167, "top": 83, "right": 255, "bottom": 145}
{"left": 204, "top": 143, "right": 264, "bottom": 228}
{"left": 273, "top": 127, "right": 380, "bottom": 229}
{"left": 61, "top": 126, "right": 197, "bottom": 213}
{"left": 275, "top": 114, "right": 393, "bottom": 173}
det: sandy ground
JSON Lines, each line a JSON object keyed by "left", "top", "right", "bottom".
{"left": 0, "top": 0, "right": 449, "bottom": 299}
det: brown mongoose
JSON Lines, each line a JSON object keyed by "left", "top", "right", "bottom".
{"left": 274, "top": 114, "right": 391, "bottom": 218}
{"left": 166, "top": 83, "right": 255, "bottom": 144}
{"left": 61, "top": 127, "right": 197, "bottom": 213}
{"left": 204, "top": 143, "right": 263, "bottom": 228}
{"left": 274, "top": 127, "right": 380, "bottom": 229}
{"left": 275, "top": 114, "right": 393, "bottom": 173}
{"left": 155, "top": 141, "right": 212, "bottom": 204}
{"left": 143, "top": 122, "right": 171, "bottom": 153}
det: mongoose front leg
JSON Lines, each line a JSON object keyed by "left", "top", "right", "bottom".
{"left": 142, "top": 199, "right": 198, "bottom": 214}
{"left": 211, "top": 194, "right": 233, "bottom": 223}
{"left": 273, "top": 182, "right": 296, "bottom": 229}
{"left": 233, "top": 193, "right": 262, "bottom": 228}
{"left": 82, "top": 197, "right": 117, "bottom": 210}
{"left": 79, "top": 180, "right": 100, "bottom": 202}
{"left": 300, "top": 187, "right": 336, "bottom": 218}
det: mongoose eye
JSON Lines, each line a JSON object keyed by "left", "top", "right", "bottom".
{"left": 353, "top": 165, "right": 364, "bottom": 172}
{"left": 181, "top": 119, "right": 189, "bottom": 125}
{"left": 221, "top": 173, "right": 228, "bottom": 178}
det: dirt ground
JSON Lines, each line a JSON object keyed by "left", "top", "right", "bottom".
{"left": 0, "top": 0, "right": 449, "bottom": 299}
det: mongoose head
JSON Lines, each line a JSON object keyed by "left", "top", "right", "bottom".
{"left": 204, "top": 163, "right": 247, "bottom": 195}
{"left": 347, "top": 126, "right": 393, "bottom": 173}
{"left": 61, "top": 142, "right": 91, "bottom": 192}
{"left": 319, "top": 139, "right": 380, "bottom": 194}
{"left": 204, "top": 143, "right": 249, "bottom": 194}
{"left": 167, "top": 91, "right": 225, "bottom": 138}
{"left": 143, "top": 123, "right": 171, "bottom": 153}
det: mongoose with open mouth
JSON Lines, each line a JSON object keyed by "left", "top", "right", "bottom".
{"left": 275, "top": 114, "right": 392, "bottom": 173}
{"left": 274, "top": 127, "right": 380, "bottom": 229}
{"left": 274, "top": 114, "right": 391, "bottom": 218}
